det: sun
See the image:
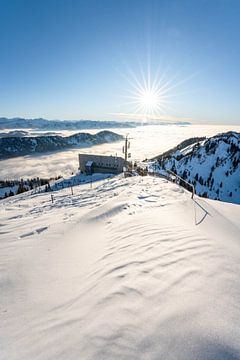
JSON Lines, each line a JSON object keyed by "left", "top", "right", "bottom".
{"left": 121, "top": 65, "right": 173, "bottom": 119}
{"left": 140, "top": 89, "right": 159, "bottom": 111}
{"left": 129, "top": 83, "right": 164, "bottom": 117}
{"left": 117, "top": 61, "right": 195, "bottom": 122}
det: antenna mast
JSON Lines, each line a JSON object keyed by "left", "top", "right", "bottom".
{"left": 123, "top": 134, "right": 131, "bottom": 163}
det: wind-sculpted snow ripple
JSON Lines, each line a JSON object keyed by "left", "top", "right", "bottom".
{"left": 1, "top": 176, "right": 240, "bottom": 360}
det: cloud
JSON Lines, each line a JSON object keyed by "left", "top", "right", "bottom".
{"left": 109, "top": 113, "right": 192, "bottom": 123}
{"left": 1, "top": 123, "right": 239, "bottom": 180}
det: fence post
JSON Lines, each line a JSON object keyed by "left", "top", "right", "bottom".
{"left": 191, "top": 186, "right": 195, "bottom": 199}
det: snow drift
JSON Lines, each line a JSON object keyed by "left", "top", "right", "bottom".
{"left": 0, "top": 175, "right": 240, "bottom": 360}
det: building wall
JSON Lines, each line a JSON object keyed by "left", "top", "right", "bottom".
{"left": 79, "top": 154, "right": 125, "bottom": 174}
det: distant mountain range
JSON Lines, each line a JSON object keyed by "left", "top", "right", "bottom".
{"left": 0, "top": 130, "right": 123, "bottom": 159}
{"left": 0, "top": 118, "right": 138, "bottom": 130}
{"left": 153, "top": 131, "right": 240, "bottom": 204}
{"left": 0, "top": 117, "right": 191, "bottom": 130}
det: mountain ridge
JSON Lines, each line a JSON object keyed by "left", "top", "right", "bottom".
{"left": 151, "top": 131, "right": 240, "bottom": 204}
{"left": 0, "top": 130, "right": 123, "bottom": 159}
{"left": 0, "top": 117, "right": 138, "bottom": 130}
{"left": 0, "top": 117, "right": 191, "bottom": 130}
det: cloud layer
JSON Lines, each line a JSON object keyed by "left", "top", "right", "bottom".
{"left": 1, "top": 124, "right": 239, "bottom": 180}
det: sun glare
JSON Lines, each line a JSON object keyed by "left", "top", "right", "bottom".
{"left": 140, "top": 89, "right": 159, "bottom": 110}
{"left": 121, "top": 64, "right": 176, "bottom": 120}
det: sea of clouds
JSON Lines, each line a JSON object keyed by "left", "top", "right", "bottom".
{"left": 0, "top": 124, "right": 239, "bottom": 180}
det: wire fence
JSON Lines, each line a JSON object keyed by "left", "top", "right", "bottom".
{"left": 166, "top": 169, "right": 195, "bottom": 199}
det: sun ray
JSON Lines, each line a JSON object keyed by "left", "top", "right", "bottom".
{"left": 120, "top": 61, "right": 178, "bottom": 119}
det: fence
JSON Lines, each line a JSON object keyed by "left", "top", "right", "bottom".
{"left": 166, "top": 169, "right": 195, "bottom": 199}
{"left": 149, "top": 168, "right": 195, "bottom": 199}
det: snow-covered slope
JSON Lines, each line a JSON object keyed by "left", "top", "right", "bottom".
{"left": 155, "top": 131, "right": 240, "bottom": 204}
{"left": 1, "top": 175, "right": 240, "bottom": 359}
{"left": 0, "top": 130, "right": 123, "bottom": 159}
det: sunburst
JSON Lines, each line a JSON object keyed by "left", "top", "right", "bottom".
{"left": 121, "top": 64, "right": 177, "bottom": 120}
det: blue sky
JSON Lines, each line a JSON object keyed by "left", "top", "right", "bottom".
{"left": 0, "top": 0, "right": 239, "bottom": 124}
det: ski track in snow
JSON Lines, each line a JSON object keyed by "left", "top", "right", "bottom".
{"left": 0, "top": 176, "right": 240, "bottom": 360}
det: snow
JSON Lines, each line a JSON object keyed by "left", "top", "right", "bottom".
{"left": 1, "top": 175, "right": 240, "bottom": 359}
